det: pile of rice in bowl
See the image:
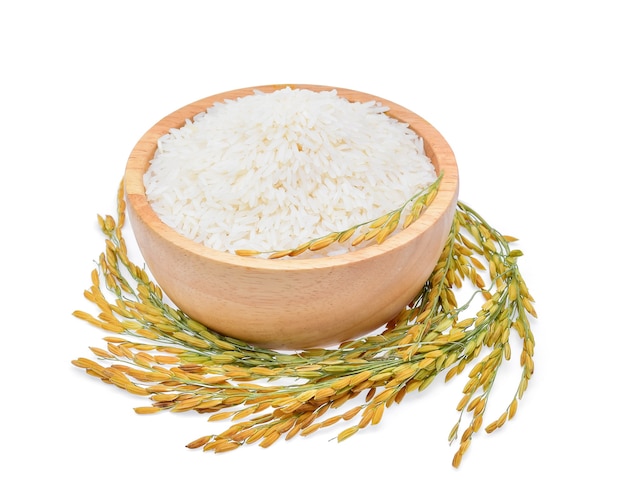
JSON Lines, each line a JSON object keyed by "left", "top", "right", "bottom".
{"left": 143, "top": 87, "right": 438, "bottom": 256}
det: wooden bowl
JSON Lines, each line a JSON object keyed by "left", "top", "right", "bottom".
{"left": 124, "top": 84, "right": 459, "bottom": 349}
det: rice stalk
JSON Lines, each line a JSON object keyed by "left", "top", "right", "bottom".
{"left": 72, "top": 181, "right": 536, "bottom": 468}
{"left": 234, "top": 174, "right": 441, "bottom": 258}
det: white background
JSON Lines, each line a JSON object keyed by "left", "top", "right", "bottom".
{"left": 2, "top": 1, "right": 624, "bottom": 501}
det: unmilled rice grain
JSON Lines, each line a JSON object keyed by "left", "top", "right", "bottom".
{"left": 144, "top": 87, "right": 437, "bottom": 255}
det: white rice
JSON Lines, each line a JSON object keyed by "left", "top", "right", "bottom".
{"left": 143, "top": 87, "right": 437, "bottom": 255}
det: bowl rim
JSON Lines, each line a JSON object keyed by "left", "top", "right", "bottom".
{"left": 124, "top": 84, "right": 459, "bottom": 272}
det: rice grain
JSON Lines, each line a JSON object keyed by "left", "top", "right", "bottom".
{"left": 144, "top": 87, "right": 437, "bottom": 255}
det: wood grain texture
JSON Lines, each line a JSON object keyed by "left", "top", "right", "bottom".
{"left": 124, "top": 84, "right": 459, "bottom": 349}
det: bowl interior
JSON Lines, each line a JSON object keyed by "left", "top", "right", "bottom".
{"left": 125, "top": 84, "right": 459, "bottom": 269}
